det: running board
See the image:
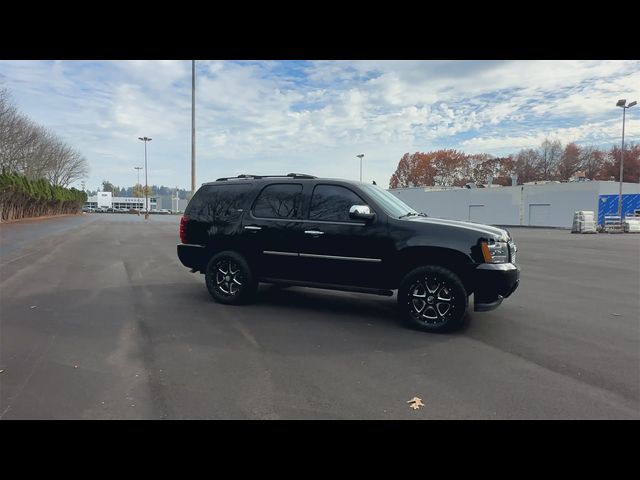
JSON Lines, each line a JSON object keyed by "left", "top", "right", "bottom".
{"left": 261, "top": 278, "right": 394, "bottom": 297}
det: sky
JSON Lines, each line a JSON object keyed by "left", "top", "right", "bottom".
{"left": 0, "top": 60, "right": 638, "bottom": 190}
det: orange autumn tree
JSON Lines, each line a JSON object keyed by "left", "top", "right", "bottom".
{"left": 389, "top": 150, "right": 504, "bottom": 188}
{"left": 389, "top": 150, "right": 468, "bottom": 188}
{"left": 389, "top": 142, "right": 639, "bottom": 189}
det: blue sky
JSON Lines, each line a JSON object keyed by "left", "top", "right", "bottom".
{"left": 0, "top": 60, "right": 638, "bottom": 190}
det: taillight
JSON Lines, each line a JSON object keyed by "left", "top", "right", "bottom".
{"left": 179, "top": 215, "right": 188, "bottom": 244}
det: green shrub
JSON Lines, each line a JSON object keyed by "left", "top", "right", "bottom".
{"left": 0, "top": 172, "right": 87, "bottom": 221}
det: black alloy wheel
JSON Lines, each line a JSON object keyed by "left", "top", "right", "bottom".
{"left": 398, "top": 265, "right": 468, "bottom": 332}
{"left": 205, "top": 251, "right": 257, "bottom": 305}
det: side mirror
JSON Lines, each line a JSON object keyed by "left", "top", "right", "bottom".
{"left": 349, "top": 205, "right": 376, "bottom": 221}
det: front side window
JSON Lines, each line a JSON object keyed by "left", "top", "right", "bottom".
{"left": 309, "top": 184, "right": 366, "bottom": 222}
{"left": 359, "top": 183, "right": 419, "bottom": 217}
{"left": 252, "top": 183, "right": 303, "bottom": 219}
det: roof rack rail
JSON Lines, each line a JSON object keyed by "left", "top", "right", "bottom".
{"left": 215, "top": 173, "right": 317, "bottom": 181}
{"left": 286, "top": 173, "right": 316, "bottom": 179}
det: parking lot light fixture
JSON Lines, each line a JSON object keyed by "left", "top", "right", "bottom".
{"left": 616, "top": 99, "right": 637, "bottom": 220}
{"left": 356, "top": 154, "right": 364, "bottom": 182}
{"left": 138, "top": 137, "right": 152, "bottom": 219}
{"left": 134, "top": 166, "right": 143, "bottom": 196}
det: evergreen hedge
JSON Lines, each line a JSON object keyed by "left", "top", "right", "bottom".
{"left": 0, "top": 171, "right": 87, "bottom": 222}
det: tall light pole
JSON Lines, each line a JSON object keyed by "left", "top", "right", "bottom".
{"left": 616, "top": 99, "right": 637, "bottom": 220}
{"left": 134, "top": 166, "right": 143, "bottom": 197}
{"left": 191, "top": 60, "right": 196, "bottom": 198}
{"left": 138, "top": 137, "right": 152, "bottom": 219}
{"left": 356, "top": 154, "right": 364, "bottom": 182}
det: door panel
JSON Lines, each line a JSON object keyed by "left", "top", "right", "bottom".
{"left": 240, "top": 183, "right": 305, "bottom": 280}
{"left": 241, "top": 217, "right": 303, "bottom": 280}
{"left": 296, "top": 184, "right": 390, "bottom": 288}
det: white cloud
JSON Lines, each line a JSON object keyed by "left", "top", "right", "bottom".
{"left": 0, "top": 60, "right": 638, "bottom": 190}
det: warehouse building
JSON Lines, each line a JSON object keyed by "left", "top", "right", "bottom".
{"left": 155, "top": 195, "right": 189, "bottom": 212}
{"left": 84, "top": 191, "right": 157, "bottom": 210}
{"left": 389, "top": 181, "right": 640, "bottom": 228}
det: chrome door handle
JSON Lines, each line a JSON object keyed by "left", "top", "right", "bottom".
{"left": 304, "top": 230, "right": 324, "bottom": 235}
{"left": 244, "top": 225, "right": 262, "bottom": 230}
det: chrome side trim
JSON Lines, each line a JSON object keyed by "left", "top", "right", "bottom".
{"left": 305, "top": 219, "right": 366, "bottom": 226}
{"left": 299, "top": 253, "right": 382, "bottom": 263}
{"left": 248, "top": 213, "right": 365, "bottom": 226}
{"left": 263, "top": 251, "right": 298, "bottom": 257}
{"left": 476, "top": 263, "right": 518, "bottom": 271}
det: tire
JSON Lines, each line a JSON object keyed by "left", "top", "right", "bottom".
{"left": 398, "top": 265, "right": 468, "bottom": 333}
{"left": 205, "top": 251, "right": 257, "bottom": 305}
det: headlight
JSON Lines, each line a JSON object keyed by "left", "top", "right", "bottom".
{"left": 509, "top": 241, "right": 517, "bottom": 264}
{"left": 481, "top": 239, "right": 509, "bottom": 263}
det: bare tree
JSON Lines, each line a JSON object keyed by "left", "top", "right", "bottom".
{"left": 579, "top": 145, "right": 607, "bottom": 180}
{"left": 0, "top": 86, "right": 89, "bottom": 185}
{"left": 513, "top": 148, "right": 541, "bottom": 183}
{"left": 537, "top": 139, "right": 563, "bottom": 180}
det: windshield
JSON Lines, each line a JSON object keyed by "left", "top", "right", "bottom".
{"left": 359, "top": 184, "right": 422, "bottom": 217}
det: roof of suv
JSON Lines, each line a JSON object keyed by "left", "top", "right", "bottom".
{"left": 202, "top": 174, "right": 368, "bottom": 188}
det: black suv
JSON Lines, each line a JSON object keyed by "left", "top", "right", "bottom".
{"left": 177, "top": 174, "right": 519, "bottom": 332}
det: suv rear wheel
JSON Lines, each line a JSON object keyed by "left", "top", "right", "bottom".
{"left": 205, "top": 251, "right": 257, "bottom": 305}
{"left": 398, "top": 265, "right": 468, "bottom": 332}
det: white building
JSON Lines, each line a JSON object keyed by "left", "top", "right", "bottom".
{"left": 85, "top": 191, "right": 157, "bottom": 210}
{"left": 390, "top": 181, "right": 640, "bottom": 228}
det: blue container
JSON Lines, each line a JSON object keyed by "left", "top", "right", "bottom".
{"left": 598, "top": 194, "right": 640, "bottom": 224}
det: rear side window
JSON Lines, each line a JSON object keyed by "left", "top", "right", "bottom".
{"left": 309, "top": 184, "right": 365, "bottom": 222}
{"left": 252, "top": 184, "right": 302, "bottom": 219}
{"left": 186, "top": 183, "right": 252, "bottom": 222}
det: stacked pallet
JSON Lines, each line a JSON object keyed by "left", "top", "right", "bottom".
{"left": 571, "top": 211, "right": 597, "bottom": 233}
{"left": 624, "top": 218, "right": 640, "bottom": 233}
{"left": 604, "top": 215, "right": 624, "bottom": 233}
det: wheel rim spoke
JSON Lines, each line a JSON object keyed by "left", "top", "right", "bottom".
{"left": 437, "top": 286, "right": 451, "bottom": 301}
{"left": 426, "top": 279, "right": 440, "bottom": 294}
{"left": 412, "top": 299, "right": 426, "bottom": 312}
{"left": 423, "top": 306, "right": 438, "bottom": 319}
{"left": 436, "top": 302, "right": 451, "bottom": 316}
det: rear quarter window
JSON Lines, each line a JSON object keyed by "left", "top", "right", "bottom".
{"left": 186, "top": 183, "right": 252, "bottom": 223}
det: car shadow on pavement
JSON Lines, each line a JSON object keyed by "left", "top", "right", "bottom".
{"left": 251, "top": 284, "right": 473, "bottom": 335}
{"left": 256, "top": 284, "right": 398, "bottom": 319}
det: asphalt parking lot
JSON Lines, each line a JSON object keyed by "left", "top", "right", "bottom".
{"left": 1, "top": 214, "right": 638, "bottom": 419}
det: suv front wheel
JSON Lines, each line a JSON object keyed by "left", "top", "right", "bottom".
{"left": 398, "top": 265, "right": 468, "bottom": 332}
{"left": 205, "top": 251, "right": 257, "bottom": 305}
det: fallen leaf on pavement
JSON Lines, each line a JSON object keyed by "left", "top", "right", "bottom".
{"left": 407, "top": 397, "right": 424, "bottom": 410}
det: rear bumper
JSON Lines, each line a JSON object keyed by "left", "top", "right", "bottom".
{"left": 473, "top": 263, "right": 520, "bottom": 312}
{"left": 177, "top": 244, "right": 207, "bottom": 272}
